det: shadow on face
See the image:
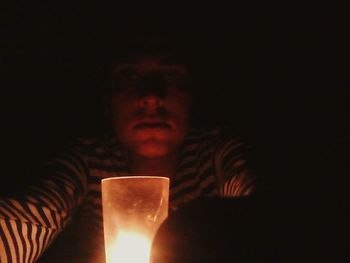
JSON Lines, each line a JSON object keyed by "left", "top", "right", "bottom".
{"left": 108, "top": 52, "right": 192, "bottom": 158}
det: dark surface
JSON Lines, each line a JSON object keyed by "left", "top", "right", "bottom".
{"left": 152, "top": 196, "right": 343, "bottom": 263}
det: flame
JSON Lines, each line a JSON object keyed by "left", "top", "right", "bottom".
{"left": 107, "top": 231, "right": 152, "bottom": 263}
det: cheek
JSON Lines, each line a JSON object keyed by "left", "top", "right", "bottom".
{"left": 169, "top": 93, "right": 191, "bottom": 122}
{"left": 110, "top": 95, "right": 136, "bottom": 136}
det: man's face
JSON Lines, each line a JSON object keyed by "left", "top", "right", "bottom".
{"left": 109, "top": 53, "right": 191, "bottom": 158}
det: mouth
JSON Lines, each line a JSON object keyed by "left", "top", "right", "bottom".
{"left": 134, "top": 122, "right": 171, "bottom": 130}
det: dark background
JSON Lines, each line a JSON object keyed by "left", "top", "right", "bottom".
{"left": 1, "top": 1, "right": 349, "bottom": 261}
{"left": 1, "top": 0, "right": 348, "bottom": 216}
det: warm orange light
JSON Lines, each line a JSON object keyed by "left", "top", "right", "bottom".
{"left": 102, "top": 176, "right": 169, "bottom": 263}
{"left": 107, "top": 231, "right": 151, "bottom": 263}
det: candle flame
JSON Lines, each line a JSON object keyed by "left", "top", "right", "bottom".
{"left": 107, "top": 231, "right": 152, "bottom": 263}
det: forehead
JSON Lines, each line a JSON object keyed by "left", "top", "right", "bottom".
{"left": 111, "top": 52, "right": 189, "bottom": 74}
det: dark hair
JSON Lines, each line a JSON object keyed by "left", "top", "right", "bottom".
{"left": 106, "top": 30, "right": 198, "bottom": 69}
{"left": 99, "top": 30, "right": 204, "bottom": 96}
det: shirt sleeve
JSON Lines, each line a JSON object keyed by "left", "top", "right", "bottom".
{"left": 213, "top": 136, "right": 256, "bottom": 197}
{"left": 0, "top": 144, "right": 89, "bottom": 263}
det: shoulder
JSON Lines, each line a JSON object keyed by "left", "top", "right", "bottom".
{"left": 185, "top": 127, "right": 247, "bottom": 151}
{"left": 41, "top": 134, "right": 119, "bottom": 166}
{"left": 67, "top": 134, "right": 117, "bottom": 155}
{"left": 72, "top": 134, "right": 114, "bottom": 148}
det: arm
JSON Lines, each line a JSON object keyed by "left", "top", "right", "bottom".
{"left": 213, "top": 136, "right": 256, "bottom": 197}
{"left": 0, "top": 146, "right": 88, "bottom": 263}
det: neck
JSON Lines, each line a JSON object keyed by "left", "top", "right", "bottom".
{"left": 129, "top": 153, "right": 179, "bottom": 179}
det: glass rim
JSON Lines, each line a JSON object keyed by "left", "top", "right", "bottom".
{"left": 101, "top": 175, "right": 170, "bottom": 183}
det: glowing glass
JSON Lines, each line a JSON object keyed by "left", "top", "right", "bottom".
{"left": 102, "top": 176, "right": 169, "bottom": 263}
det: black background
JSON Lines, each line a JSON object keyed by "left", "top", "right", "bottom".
{"left": 1, "top": 0, "right": 348, "bottom": 217}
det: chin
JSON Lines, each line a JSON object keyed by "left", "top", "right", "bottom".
{"left": 135, "top": 142, "right": 171, "bottom": 158}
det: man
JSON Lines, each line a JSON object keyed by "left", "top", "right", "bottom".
{"left": 0, "top": 35, "right": 255, "bottom": 263}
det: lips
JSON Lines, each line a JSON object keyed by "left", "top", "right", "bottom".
{"left": 134, "top": 122, "right": 171, "bottom": 130}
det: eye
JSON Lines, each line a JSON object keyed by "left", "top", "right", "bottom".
{"left": 163, "top": 72, "right": 183, "bottom": 81}
{"left": 110, "top": 69, "right": 142, "bottom": 92}
{"left": 118, "top": 69, "right": 141, "bottom": 82}
{"left": 163, "top": 71, "right": 190, "bottom": 91}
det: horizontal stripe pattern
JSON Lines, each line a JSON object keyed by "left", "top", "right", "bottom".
{"left": 0, "top": 129, "right": 254, "bottom": 262}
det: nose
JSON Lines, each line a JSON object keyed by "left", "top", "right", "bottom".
{"left": 137, "top": 74, "right": 167, "bottom": 108}
{"left": 138, "top": 94, "right": 163, "bottom": 108}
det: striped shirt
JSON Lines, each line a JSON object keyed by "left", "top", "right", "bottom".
{"left": 0, "top": 128, "right": 255, "bottom": 263}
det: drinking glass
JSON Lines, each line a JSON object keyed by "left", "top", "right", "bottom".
{"left": 102, "top": 176, "right": 170, "bottom": 263}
